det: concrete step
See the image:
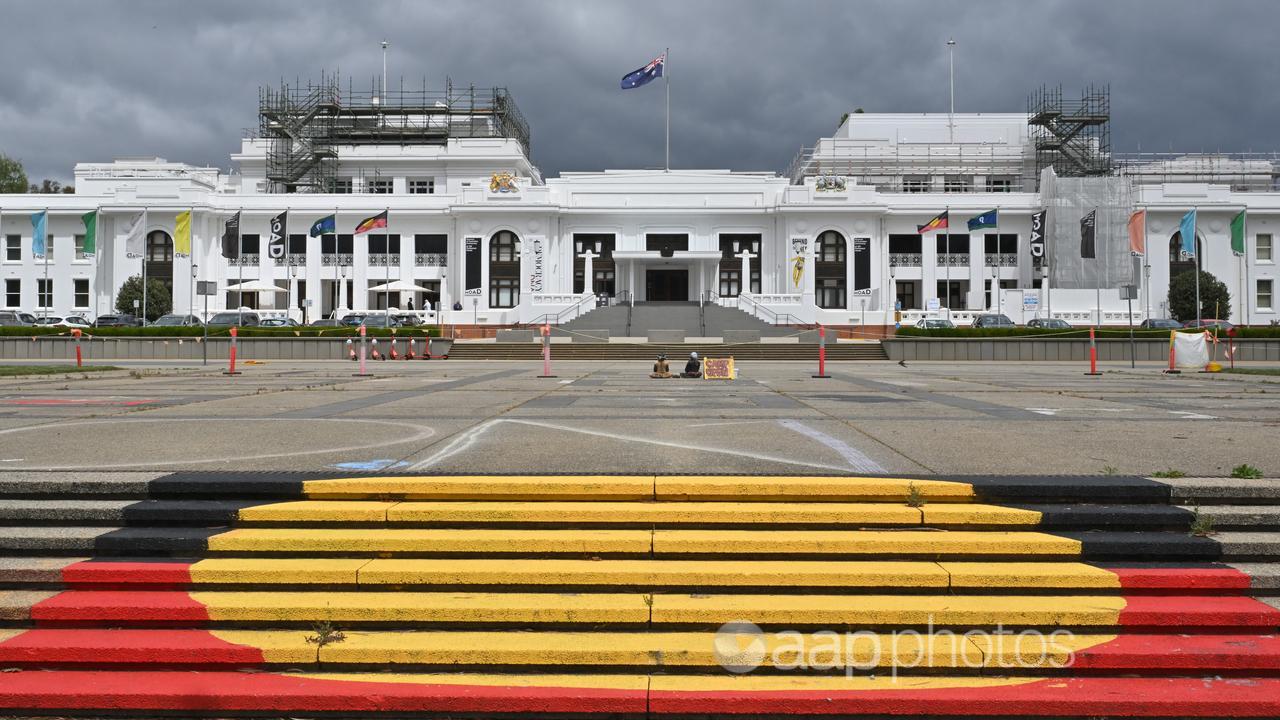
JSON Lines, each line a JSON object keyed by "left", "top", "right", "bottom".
{"left": 3, "top": 628, "right": 1278, "bottom": 673}
{"left": 13, "top": 590, "right": 1278, "bottom": 630}
{"left": 445, "top": 342, "right": 888, "bottom": 361}
{"left": 3, "top": 670, "right": 1280, "bottom": 717}
{"left": 4, "top": 557, "right": 1265, "bottom": 593}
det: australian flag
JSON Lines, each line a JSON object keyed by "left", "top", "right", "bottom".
{"left": 621, "top": 52, "right": 665, "bottom": 89}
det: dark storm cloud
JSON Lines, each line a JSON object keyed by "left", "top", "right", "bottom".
{"left": 2, "top": 0, "right": 1278, "bottom": 184}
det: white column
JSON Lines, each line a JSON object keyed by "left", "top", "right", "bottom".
{"left": 579, "top": 250, "right": 597, "bottom": 296}
{"left": 737, "top": 249, "right": 755, "bottom": 297}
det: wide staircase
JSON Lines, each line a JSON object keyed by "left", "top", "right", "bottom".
{"left": 1, "top": 472, "right": 1279, "bottom": 716}
{"left": 448, "top": 342, "right": 886, "bottom": 361}
{"left": 557, "top": 301, "right": 799, "bottom": 339}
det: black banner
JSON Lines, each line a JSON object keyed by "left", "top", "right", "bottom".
{"left": 220, "top": 212, "right": 241, "bottom": 259}
{"left": 852, "top": 237, "right": 871, "bottom": 295}
{"left": 1029, "top": 209, "right": 1046, "bottom": 268}
{"left": 1080, "top": 209, "right": 1097, "bottom": 260}
{"left": 464, "top": 237, "right": 482, "bottom": 296}
{"left": 268, "top": 211, "right": 287, "bottom": 260}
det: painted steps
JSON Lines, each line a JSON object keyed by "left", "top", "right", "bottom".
{"left": 2, "top": 472, "right": 1280, "bottom": 718}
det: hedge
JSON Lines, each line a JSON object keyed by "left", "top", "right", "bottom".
{"left": 895, "top": 326, "right": 1280, "bottom": 339}
{"left": 0, "top": 325, "right": 440, "bottom": 339}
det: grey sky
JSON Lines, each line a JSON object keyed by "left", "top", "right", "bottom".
{"left": 2, "top": 0, "right": 1278, "bottom": 185}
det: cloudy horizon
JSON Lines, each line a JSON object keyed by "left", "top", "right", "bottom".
{"left": 2, "top": 0, "right": 1278, "bottom": 186}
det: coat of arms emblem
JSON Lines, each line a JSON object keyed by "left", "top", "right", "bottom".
{"left": 489, "top": 171, "right": 519, "bottom": 194}
{"left": 814, "top": 175, "right": 847, "bottom": 192}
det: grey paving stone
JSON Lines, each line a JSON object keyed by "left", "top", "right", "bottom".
{"left": 1180, "top": 505, "right": 1280, "bottom": 529}
{"left": 0, "top": 557, "right": 82, "bottom": 583}
{"left": 1228, "top": 563, "right": 1280, "bottom": 590}
{"left": 0, "top": 472, "right": 162, "bottom": 499}
{"left": 0, "top": 526, "right": 115, "bottom": 552}
{"left": 1161, "top": 477, "right": 1280, "bottom": 504}
{"left": 0, "top": 499, "right": 133, "bottom": 523}
{"left": 1214, "top": 532, "right": 1280, "bottom": 561}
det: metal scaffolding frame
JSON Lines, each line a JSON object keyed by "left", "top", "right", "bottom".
{"left": 1028, "top": 85, "right": 1112, "bottom": 184}
{"left": 258, "top": 73, "right": 531, "bottom": 193}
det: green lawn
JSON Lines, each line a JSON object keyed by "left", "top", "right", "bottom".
{"left": 0, "top": 365, "right": 122, "bottom": 376}
{"left": 1223, "top": 367, "right": 1280, "bottom": 376}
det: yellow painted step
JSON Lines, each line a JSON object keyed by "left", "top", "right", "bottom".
{"left": 192, "top": 592, "right": 650, "bottom": 624}
{"left": 191, "top": 559, "right": 369, "bottom": 585}
{"left": 238, "top": 502, "right": 396, "bottom": 523}
{"left": 385, "top": 501, "right": 924, "bottom": 525}
{"left": 302, "top": 476, "right": 654, "bottom": 500}
{"left": 655, "top": 476, "right": 974, "bottom": 502}
{"left": 922, "top": 505, "right": 1042, "bottom": 526}
{"left": 651, "top": 594, "right": 1126, "bottom": 627}
{"left": 941, "top": 562, "right": 1121, "bottom": 589}
{"left": 208, "top": 630, "right": 318, "bottom": 663}
{"left": 652, "top": 530, "right": 1080, "bottom": 556}
{"left": 357, "top": 559, "right": 950, "bottom": 588}
{"left": 208, "top": 528, "right": 652, "bottom": 554}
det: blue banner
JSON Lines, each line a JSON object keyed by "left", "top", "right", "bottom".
{"left": 30, "top": 210, "right": 47, "bottom": 258}
{"left": 1179, "top": 209, "right": 1197, "bottom": 257}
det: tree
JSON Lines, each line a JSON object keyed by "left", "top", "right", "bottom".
{"left": 29, "top": 179, "right": 72, "bottom": 194}
{"left": 1168, "top": 269, "right": 1231, "bottom": 322}
{"left": 115, "top": 275, "right": 172, "bottom": 321}
{"left": 0, "top": 153, "right": 27, "bottom": 194}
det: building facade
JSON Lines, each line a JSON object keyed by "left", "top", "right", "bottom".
{"left": 1, "top": 85, "right": 1277, "bottom": 329}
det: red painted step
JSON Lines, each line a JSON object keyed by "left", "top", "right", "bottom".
{"left": 1070, "top": 633, "right": 1280, "bottom": 671}
{"left": 0, "top": 629, "right": 266, "bottom": 665}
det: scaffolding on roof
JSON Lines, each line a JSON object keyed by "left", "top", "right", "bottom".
{"left": 257, "top": 73, "right": 531, "bottom": 194}
{"left": 1028, "top": 85, "right": 1112, "bottom": 184}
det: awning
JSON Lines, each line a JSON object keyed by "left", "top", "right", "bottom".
{"left": 367, "top": 280, "right": 437, "bottom": 293}
{"left": 225, "top": 280, "right": 288, "bottom": 293}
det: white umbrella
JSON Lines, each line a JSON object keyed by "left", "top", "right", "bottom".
{"left": 366, "top": 279, "right": 436, "bottom": 293}
{"left": 225, "top": 280, "right": 288, "bottom": 293}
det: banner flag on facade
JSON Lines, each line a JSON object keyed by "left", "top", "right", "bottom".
{"left": 1127, "top": 209, "right": 1146, "bottom": 256}
{"left": 1080, "top": 209, "right": 1097, "bottom": 259}
{"left": 1230, "top": 210, "right": 1247, "bottom": 255}
{"left": 620, "top": 52, "right": 665, "bottom": 89}
{"left": 1179, "top": 209, "right": 1197, "bottom": 257}
{"left": 917, "top": 210, "right": 949, "bottom": 234}
{"left": 354, "top": 210, "right": 388, "bottom": 235}
{"left": 309, "top": 213, "right": 336, "bottom": 237}
{"left": 80, "top": 211, "right": 97, "bottom": 257}
{"left": 268, "top": 211, "right": 287, "bottom": 260}
{"left": 121, "top": 212, "right": 145, "bottom": 258}
{"left": 174, "top": 210, "right": 192, "bottom": 256}
{"left": 966, "top": 209, "right": 998, "bottom": 231}
{"left": 1029, "top": 209, "right": 1046, "bottom": 268}
{"left": 221, "top": 211, "right": 241, "bottom": 259}
{"left": 30, "top": 210, "right": 47, "bottom": 258}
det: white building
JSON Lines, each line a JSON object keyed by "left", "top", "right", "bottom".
{"left": 0, "top": 80, "right": 1276, "bottom": 330}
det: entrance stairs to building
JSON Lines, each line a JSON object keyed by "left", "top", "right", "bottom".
{"left": 1, "top": 472, "right": 1280, "bottom": 716}
{"left": 558, "top": 301, "right": 800, "bottom": 339}
{"left": 447, "top": 342, "right": 886, "bottom": 361}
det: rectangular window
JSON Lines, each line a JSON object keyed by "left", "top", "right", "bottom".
{"left": 414, "top": 234, "right": 448, "bottom": 254}
{"left": 902, "top": 176, "right": 930, "bottom": 193}
{"left": 985, "top": 177, "right": 1014, "bottom": 192}
{"left": 368, "top": 234, "right": 401, "bottom": 254}
{"left": 408, "top": 179, "right": 435, "bottom": 194}
{"left": 328, "top": 178, "right": 352, "bottom": 194}
{"left": 1260, "top": 279, "right": 1274, "bottom": 310}
{"left": 816, "top": 278, "right": 846, "bottom": 309}
{"left": 240, "top": 234, "right": 260, "bottom": 254}
{"left": 489, "top": 277, "right": 519, "bottom": 308}
{"left": 719, "top": 269, "right": 741, "bottom": 298}
{"left": 944, "top": 175, "right": 973, "bottom": 193}
{"left": 75, "top": 234, "right": 88, "bottom": 260}
{"left": 4, "top": 234, "right": 19, "bottom": 261}
{"left": 37, "top": 279, "right": 52, "bottom": 308}
{"left": 1258, "top": 234, "right": 1273, "bottom": 262}
{"left": 288, "top": 234, "right": 307, "bottom": 254}
{"left": 43, "top": 235, "right": 54, "bottom": 260}
{"left": 321, "top": 234, "right": 352, "bottom": 255}
{"left": 74, "top": 278, "right": 89, "bottom": 308}
{"left": 366, "top": 178, "right": 393, "bottom": 194}
{"left": 4, "top": 279, "right": 18, "bottom": 307}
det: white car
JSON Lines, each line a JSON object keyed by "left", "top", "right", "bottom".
{"left": 32, "top": 315, "right": 91, "bottom": 328}
{"left": 913, "top": 318, "right": 956, "bottom": 330}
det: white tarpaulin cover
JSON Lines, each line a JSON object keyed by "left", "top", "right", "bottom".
{"left": 1173, "top": 331, "right": 1210, "bottom": 369}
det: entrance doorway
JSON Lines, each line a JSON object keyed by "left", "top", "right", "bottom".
{"left": 646, "top": 268, "right": 689, "bottom": 301}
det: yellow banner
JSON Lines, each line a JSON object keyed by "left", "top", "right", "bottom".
{"left": 175, "top": 210, "right": 191, "bottom": 256}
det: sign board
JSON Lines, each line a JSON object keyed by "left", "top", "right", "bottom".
{"left": 702, "top": 357, "right": 736, "bottom": 380}
{"left": 463, "top": 237, "right": 483, "bottom": 296}
{"left": 197, "top": 281, "right": 217, "bottom": 296}
{"left": 1121, "top": 284, "right": 1138, "bottom": 300}
{"left": 926, "top": 298, "right": 941, "bottom": 312}
{"left": 1023, "top": 292, "right": 1040, "bottom": 310}
{"left": 852, "top": 237, "right": 871, "bottom": 295}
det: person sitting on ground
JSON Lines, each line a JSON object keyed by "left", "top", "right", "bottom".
{"left": 650, "top": 353, "right": 673, "bottom": 379}
{"left": 681, "top": 351, "right": 702, "bottom": 378}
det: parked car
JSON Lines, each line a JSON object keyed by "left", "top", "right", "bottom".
{"left": 310, "top": 318, "right": 340, "bottom": 327}
{"left": 1026, "top": 318, "right": 1072, "bottom": 330}
{"left": 260, "top": 317, "right": 301, "bottom": 327}
{"left": 971, "top": 314, "right": 1016, "bottom": 329}
{"left": 206, "top": 311, "right": 261, "bottom": 327}
{"left": 17, "top": 312, "right": 38, "bottom": 325}
{"left": 33, "top": 316, "right": 91, "bottom": 328}
{"left": 1181, "top": 319, "right": 1235, "bottom": 331}
{"left": 1139, "top": 318, "right": 1183, "bottom": 330}
{"left": 94, "top": 314, "right": 142, "bottom": 328}
{"left": 913, "top": 318, "right": 956, "bottom": 330}
{"left": 152, "top": 314, "right": 202, "bottom": 327}
{"left": 339, "top": 313, "right": 368, "bottom": 327}
{"left": 0, "top": 311, "right": 25, "bottom": 326}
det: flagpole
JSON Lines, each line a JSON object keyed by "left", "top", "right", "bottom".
{"left": 42, "top": 207, "right": 49, "bottom": 320}
{"left": 944, "top": 205, "right": 950, "bottom": 319}
{"left": 1193, "top": 206, "right": 1201, "bottom": 327}
{"left": 1242, "top": 211, "right": 1249, "bottom": 326}
{"left": 94, "top": 207, "right": 101, "bottom": 319}
{"left": 995, "top": 207, "right": 1001, "bottom": 318}
{"left": 188, "top": 207, "right": 195, "bottom": 317}
{"left": 1097, "top": 207, "right": 1104, "bottom": 328}
{"left": 141, "top": 208, "right": 148, "bottom": 325}
{"left": 237, "top": 207, "right": 243, "bottom": 326}
{"left": 1142, "top": 206, "right": 1150, "bottom": 322}
{"left": 664, "top": 47, "right": 670, "bottom": 173}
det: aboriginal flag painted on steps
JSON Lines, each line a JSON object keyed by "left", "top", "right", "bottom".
{"left": 354, "top": 210, "right": 388, "bottom": 235}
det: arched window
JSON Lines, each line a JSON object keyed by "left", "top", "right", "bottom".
{"left": 1169, "top": 231, "right": 1202, "bottom": 278}
{"left": 488, "top": 230, "right": 520, "bottom": 308}
{"left": 145, "top": 230, "right": 174, "bottom": 287}
{"left": 815, "top": 230, "right": 846, "bottom": 309}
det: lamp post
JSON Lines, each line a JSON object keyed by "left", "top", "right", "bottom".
{"left": 190, "top": 263, "right": 198, "bottom": 320}
{"left": 947, "top": 38, "right": 957, "bottom": 143}
{"left": 288, "top": 261, "right": 298, "bottom": 323}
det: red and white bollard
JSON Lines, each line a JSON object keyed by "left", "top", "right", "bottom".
{"left": 223, "top": 326, "right": 242, "bottom": 376}
{"left": 538, "top": 322, "right": 556, "bottom": 378}
{"left": 812, "top": 324, "right": 831, "bottom": 378}
{"left": 1085, "top": 326, "right": 1102, "bottom": 376}
{"left": 71, "top": 327, "right": 83, "bottom": 366}
{"left": 1164, "top": 329, "right": 1180, "bottom": 374}
{"left": 354, "top": 325, "right": 370, "bottom": 376}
